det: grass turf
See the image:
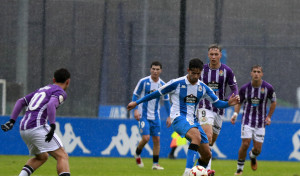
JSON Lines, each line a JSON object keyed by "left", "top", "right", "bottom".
{"left": 1, "top": 155, "right": 299, "bottom": 176}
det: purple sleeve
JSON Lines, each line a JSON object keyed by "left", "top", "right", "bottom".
{"left": 47, "top": 97, "right": 59, "bottom": 124}
{"left": 227, "top": 68, "right": 237, "bottom": 86}
{"left": 10, "top": 98, "right": 27, "bottom": 121}
{"left": 267, "top": 86, "right": 276, "bottom": 102}
{"left": 239, "top": 87, "right": 246, "bottom": 103}
{"left": 227, "top": 84, "right": 239, "bottom": 100}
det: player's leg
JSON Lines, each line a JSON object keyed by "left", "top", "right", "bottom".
{"left": 32, "top": 125, "right": 70, "bottom": 176}
{"left": 134, "top": 118, "right": 150, "bottom": 167}
{"left": 234, "top": 125, "right": 252, "bottom": 175}
{"left": 198, "top": 109, "right": 214, "bottom": 144}
{"left": 48, "top": 147, "right": 70, "bottom": 176}
{"left": 18, "top": 153, "right": 48, "bottom": 176}
{"left": 234, "top": 138, "right": 251, "bottom": 175}
{"left": 136, "top": 135, "right": 150, "bottom": 154}
{"left": 207, "top": 113, "right": 222, "bottom": 172}
{"left": 134, "top": 134, "right": 149, "bottom": 168}
{"left": 19, "top": 127, "right": 49, "bottom": 176}
{"left": 152, "top": 136, "right": 160, "bottom": 157}
{"left": 197, "top": 125, "right": 215, "bottom": 176}
{"left": 171, "top": 116, "right": 201, "bottom": 176}
{"left": 152, "top": 136, "right": 164, "bottom": 170}
{"left": 211, "top": 113, "right": 223, "bottom": 146}
{"left": 183, "top": 127, "right": 202, "bottom": 175}
{"left": 249, "top": 127, "right": 265, "bottom": 171}
{"left": 151, "top": 120, "right": 164, "bottom": 170}
{"left": 198, "top": 109, "right": 213, "bottom": 168}
{"left": 198, "top": 109, "right": 216, "bottom": 173}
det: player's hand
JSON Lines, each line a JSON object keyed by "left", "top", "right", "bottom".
{"left": 127, "top": 101, "right": 137, "bottom": 111}
{"left": 45, "top": 124, "right": 56, "bottom": 142}
{"left": 133, "top": 109, "right": 141, "bottom": 121}
{"left": 166, "top": 117, "right": 171, "bottom": 128}
{"left": 1, "top": 119, "right": 15, "bottom": 132}
{"left": 265, "top": 116, "right": 271, "bottom": 125}
{"left": 228, "top": 94, "right": 240, "bottom": 106}
{"left": 230, "top": 112, "right": 238, "bottom": 124}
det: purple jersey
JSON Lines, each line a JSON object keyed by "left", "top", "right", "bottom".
{"left": 199, "top": 63, "right": 237, "bottom": 115}
{"left": 239, "top": 80, "right": 276, "bottom": 128}
{"left": 19, "top": 84, "right": 67, "bottom": 130}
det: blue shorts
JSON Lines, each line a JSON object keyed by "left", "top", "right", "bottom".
{"left": 138, "top": 117, "right": 161, "bottom": 136}
{"left": 172, "top": 116, "right": 208, "bottom": 144}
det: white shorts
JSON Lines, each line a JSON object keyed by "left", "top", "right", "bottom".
{"left": 20, "top": 124, "right": 63, "bottom": 155}
{"left": 198, "top": 108, "right": 223, "bottom": 135}
{"left": 241, "top": 125, "right": 265, "bottom": 143}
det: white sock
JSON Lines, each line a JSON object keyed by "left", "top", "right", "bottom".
{"left": 206, "top": 158, "right": 212, "bottom": 170}
{"left": 19, "top": 170, "right": 30, "bottom": 176}
{"left": 206, "top": 146, "right": 212, "bottom": 170}
{"left": 249, "top": 151, "right": 256, "bottom": 158}
{"left": 237, "top": 160, "right": 245, "bottom": 171}
{"left": 19, "top": 165, "right": 34, "bottom": 176}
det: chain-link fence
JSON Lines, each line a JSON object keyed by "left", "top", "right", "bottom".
{"left": 0, "top": 0, "right": 299, "bottom": 117}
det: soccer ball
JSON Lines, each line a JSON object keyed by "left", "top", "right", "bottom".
{"left": 189, "top": 165, "right": 208, "bottom": 176}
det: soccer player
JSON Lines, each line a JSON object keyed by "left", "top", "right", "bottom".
{"left": 1, "top": 68, "right": 71, "bottom": 176}
{"left": 231, "top": 65, "right": 276, "bottom": 175}
{"left": 198, "top": 44, "right": 238, "bottom": 171}
{"left": 127, "top": 58, "right": 240, "bottom": 176}
{"left": 132, "top": 61, "right": 171, "bottom": 170}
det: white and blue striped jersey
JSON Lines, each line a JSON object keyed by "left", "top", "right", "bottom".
{"left": 158, "top": 75, "right": 219, "bottom": 123}
{"left": 133, "top": 76, "right": 169, "bottom": 120}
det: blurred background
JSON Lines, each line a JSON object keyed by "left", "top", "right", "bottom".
{"left": 0, "top": 0, "right": 300, "bottom": 118}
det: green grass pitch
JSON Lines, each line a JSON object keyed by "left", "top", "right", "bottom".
{"left": 1, "top": 155, "right": 299, "bottom": 176}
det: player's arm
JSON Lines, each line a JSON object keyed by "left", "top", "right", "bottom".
{"left": 265, "top": 101, "right": 276, "bottom": 125}
{"left": 227, "top": 84, "right": 238, "bottom": 100}
{"left": 127, "top": 80, "right": 177, "bottom": 111}
{"left": 212, "top": 94, "right": 239, "bottom": 108}
{"left": 131, "top": 94, "right": 141, "bottom": 120}
{"left": 1, "top": 98, "right": 27, "bottom": 132}
{"left": 164, "top": 100, "right": 171, "bottom": 127}
{"left": 226, "top": 69, "right": 238, "bottom": 100}
{"left": 204, "top": 84, "right": 239, "bottom": 108}
{"left": 127, "top": 91, "right": 162, "bottom": 111}
{"left": 131, "top": 80, "right": 144, "bottom": 119}
{"left": 45, "top": 97, "right": 59, "bottom": 142}
{"left": 164, "top": 100, "right": 171, "bottom": 116}
{"left": 230, "top": 87, "right": 245, "bottom": 124}
{"left": 230, "top": 103, "right": 242, "bottom": 124}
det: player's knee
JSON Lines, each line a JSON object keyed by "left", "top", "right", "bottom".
{"left": 191, "top": 135, "right": 201, "bottom": 145}
{"left": 142, "top": 135, "right": 150, "bottom": 142}
{"left": 242, "top": 141, "right": 251, "bottom": 148}
{"left": 152, "top": 137, "right": 160, "bottom": 144}
{"left": 206, "top": 134, "right": 212, "bottom": 143}
{"left": 62, "top": 152, "right": 69, "bottom": 161}
{"left": 36, "top": 153, "right": 49, "bottom": 162}
{"left": 57, "top": 151, "right": 69, "bottom": 162}
{"left": 253, "top": 148, "right": 261, "bottom": 155}
{"left": 52, "top": 148, "right": 69, "bottom": 161}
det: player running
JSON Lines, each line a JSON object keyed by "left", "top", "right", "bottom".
{"left": 231, "top": 65, "right": 276, "bottom": 175}
{"left": 128, "top": 58, "right": 240, "bottom": 176}
{"left": 1, "top": 68, "right": 71, "bottom": 176}
{"left": 198, "top": 44, "right": 238, "bottom": 173}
